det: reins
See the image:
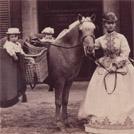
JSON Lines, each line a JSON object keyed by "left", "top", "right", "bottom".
{"left": 87, "top": 55, "right": 127, "bottom": 95}
{"left": 104, "top": 70, "right": 127, "bottom": 95}
{"left": 40, "top": 34, "right": 95, "bottom": 50}
{"left": 96, "top": 59, "right": 128, "bottom": 94}
{"left": 43, "top": 42, "right": 82, "bottom": 49}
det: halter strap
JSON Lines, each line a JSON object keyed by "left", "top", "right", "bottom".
{"left": 81, "top": 34, "right": 95, "bottom": 44}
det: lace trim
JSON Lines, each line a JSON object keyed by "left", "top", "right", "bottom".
{"left": 87, "top": 116, "right": 134, "bottom": 130}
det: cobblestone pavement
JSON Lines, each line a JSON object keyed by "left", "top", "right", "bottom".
{"left": 1, "top": 82, "right": 89, "bottom": 134}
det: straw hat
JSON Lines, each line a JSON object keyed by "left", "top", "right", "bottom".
{"left": 6, "top": 28, "right": 20, "bottom": 34}
{"left": 41, "top": 27, "right": 54, "bottom": 34}
{"left": 103, "top": 12, "right": 118, "bottom": 23}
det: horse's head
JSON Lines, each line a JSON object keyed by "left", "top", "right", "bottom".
{"left": 78, "top": 14, "right": 96, "bottom": 56}
{"left": 55, "top": 14, "right": 96, "bottom": 56}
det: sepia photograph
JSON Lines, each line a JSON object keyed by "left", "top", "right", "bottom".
{"left": 0, "top": 0, "right": 134, "bottom": 134}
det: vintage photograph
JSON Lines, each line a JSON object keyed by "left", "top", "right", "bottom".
{"left": 0, "top": 0, "right": 134, "bottom": 134}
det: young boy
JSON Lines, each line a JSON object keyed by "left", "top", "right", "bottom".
{"left": 40, "top": 27, "right": 55, "bottom": 43}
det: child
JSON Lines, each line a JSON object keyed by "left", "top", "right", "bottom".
{"left": 40, "top": 27, "right": 55, "bottom": 43}
{"left": 3, "top": 27, "right": 27, "bottom": 102}
{"left": 40, "top": 27, "right": 55, "bottom": 92}
{"left": 3, "top": 28, "right": 25, "bottom": 61}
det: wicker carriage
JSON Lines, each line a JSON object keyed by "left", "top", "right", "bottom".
{"left": 19, "top": 42, "right": 48, "bottom": 88}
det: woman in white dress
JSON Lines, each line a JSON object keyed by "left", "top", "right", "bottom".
{"left": 78, "top": 12, "right": 134, "bottom": 134}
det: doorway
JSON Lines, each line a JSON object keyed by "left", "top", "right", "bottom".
{"left": 38, "top": 0, "right": 103, "bottom": 80}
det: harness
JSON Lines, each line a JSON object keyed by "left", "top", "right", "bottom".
{"left": 39, "top": 33, "right": 95, "bottom": 49}
{"left": 81, "top": 34, "right": 95, "bottom": 44}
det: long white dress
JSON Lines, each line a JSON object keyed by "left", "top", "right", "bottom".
{"left": 78, "top": 31, "right": 134, "bottom": 134}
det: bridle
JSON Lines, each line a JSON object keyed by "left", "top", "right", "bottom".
{"left": 81, "top": 34, "right": 95, "bottom": 44}
{"left": 79, "top": 19, "right": 95, "bottom": 44}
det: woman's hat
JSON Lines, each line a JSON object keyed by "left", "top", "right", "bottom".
{"left": 103, "top": 12, "right": 118, "bottom": 23}
{"left": 41, "top": 27, "right": 54, "bottom": 34}
{"left": 6, "top": 28, "right": 21, "bottom": 34}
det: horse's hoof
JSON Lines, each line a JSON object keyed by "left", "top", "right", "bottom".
{"left": 64, "top": 122, "right": 73, "bottom": 128}
{"left": 63, "top": 119, "right": 73, "bottom": 128}
{"left": 56, "top": 121, "right": 68, "bottom": 132}
{"left": 65, "top": 123, "right": 73, "bottom": 128}
{"left": 56, "top": 121, "right": 64, "bottom": 128}
{"left": 79, "top": 119, "right": 88, "bottom": 125}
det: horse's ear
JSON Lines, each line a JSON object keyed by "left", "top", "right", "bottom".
{"left": 90, "top": 13, "right": 96, "bottom": 22}
{"left": 78, "top": 14, "right": 83, "bottom": 23}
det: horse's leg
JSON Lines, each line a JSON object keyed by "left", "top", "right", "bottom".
{"left": 55, "top": 82, "right": 69, "bottom": 132}
{"left": 55, "top": 81, "right": 65, "bottom": 125}
{"left": 62, "top": 81, "right": 73, "bottom": 126}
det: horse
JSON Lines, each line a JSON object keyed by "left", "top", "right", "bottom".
{"left": 46, "top": 14, "right": 96, "bottom": 129}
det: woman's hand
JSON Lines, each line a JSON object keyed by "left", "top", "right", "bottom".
{"left": 113, "top": 58, "right": 126, "bottom": 69}
{"left": 108, "top": 64, "right": 117, "bottom": 73}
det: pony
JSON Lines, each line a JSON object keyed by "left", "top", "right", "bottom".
{"left": 47, "top": 14, "right": 96, "bottom": 130}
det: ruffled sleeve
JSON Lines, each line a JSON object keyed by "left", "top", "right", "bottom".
{"left": 120, "top": 35, "right": 130, "bottom": 59}
{"left": 113, "top": 35, "right": 130, "bottom": 68}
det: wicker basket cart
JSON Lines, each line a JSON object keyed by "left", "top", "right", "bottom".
{"left": 19, "top": 42, "right": 48, "bottom": 89}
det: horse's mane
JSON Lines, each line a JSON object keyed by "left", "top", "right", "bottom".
{"left": 56, "top": 20, "right": 80, "bottom": 40}
{"left": 56, "top": 17, "right": 95, "bottom": 41}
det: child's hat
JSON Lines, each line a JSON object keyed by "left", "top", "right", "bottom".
{"left": 41, "top": 27, "right": 54, "bottom": 34}
{"left": 6, "top": 28, "right": 20, "bottom": 34}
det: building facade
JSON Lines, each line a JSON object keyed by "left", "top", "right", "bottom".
{"left": 0, "top": 0, "right": 134, "bottom": 79}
